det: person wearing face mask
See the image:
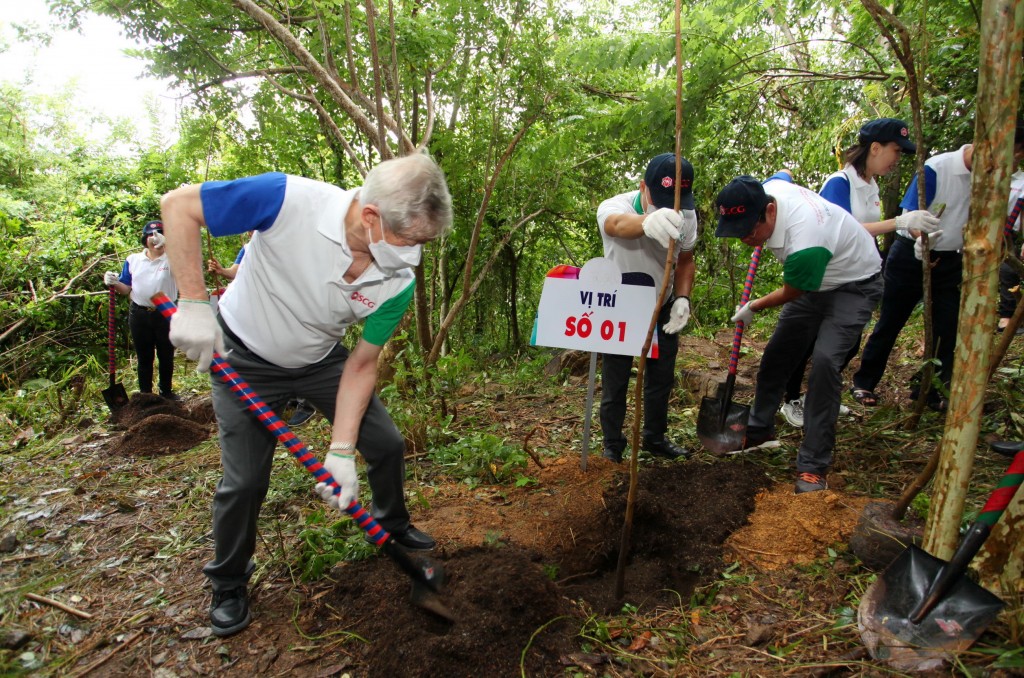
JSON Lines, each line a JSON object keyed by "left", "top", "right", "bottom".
{"left": 776, "top": 118, "right": 936, "bottom": 426}
{"left": 849, "top": 129, "right": 1024, "bottom": 411}
{"left": 596, "top": 153, "right": 698, "bottom": 463}
{"left": 159, "top": 153, "right": 453, "bottom": 637}
{"left": 103, "top": 220, "right": 179, "bottom": 400}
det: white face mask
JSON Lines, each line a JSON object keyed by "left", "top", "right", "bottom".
{"left": 367, "top": 223, "right": 422, "bottom": 273}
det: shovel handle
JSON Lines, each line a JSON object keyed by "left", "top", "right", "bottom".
{"left": 908, "top": 450, "right": 1024, "bottom": 623}
{"left": 728, "top": 245, "right": 762, "bottom": 376}
{"left": 1005, "top": 196, "right": 1024, "bottom": 240}
{"left": 150, "top": 293, "right": 391, "bottom": 546}
{"left": 108, "top": 287, "right": 118, "bottom": 386}
{"left": 977, "top": 450, "right": 1024, "bottom": 528}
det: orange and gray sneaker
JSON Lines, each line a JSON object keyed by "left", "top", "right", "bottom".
{"left": 795, "top": 472, "right": 827, "bottom": 494}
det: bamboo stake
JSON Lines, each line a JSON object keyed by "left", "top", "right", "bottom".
{"left": 614, "top": 0, "right": 684, "bottom": 601}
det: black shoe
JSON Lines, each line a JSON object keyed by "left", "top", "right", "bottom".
{"left": 642, "top": 439, "right": 690, "bottom": 459}
{"left": 602, "top": 448, "right": 623, "bottom": 463}
{"left": 371, "top": 525, "right": 436, "bottom": 551}
{"left": 743, "top": 427, "right": 777, "bottom": 448}
{"left": 160, "top": 391, "right": 180, "bottom": 401}
{"left": 287, "top": 400, "right": 316, "bottom": 427}
{"left": 210, "top": 587, "right": 251, "bottom": 637}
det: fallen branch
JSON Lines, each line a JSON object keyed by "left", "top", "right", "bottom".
{"left": 24, "top": 592, "right": 94, "bottom": 619}
{"left": 522, "top": 426, "right": 545, "bottom": 469}
{"left": 70, "top": 629, "right": 144, "bottom": 678}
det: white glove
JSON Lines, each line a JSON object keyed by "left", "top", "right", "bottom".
{"left": 678, "top": 209, "right": 698, "bottom": 251}
{"left": 148, "top": 232, "right": 166, "bottom": 248}
{"left": 642, "top": 208, "right": 683, "bottom": 248}
{"left": 731, "top": 301, "right": 757, "bottom": 326}
{"left": 896, "top": 210, "right": 941, "bottom": 234}
{"left": 914, "top": 231, "right": 944, "bottom": 260}
{"left": 318, "top": 451, "right": 359, "bottom": 510}
{"left": 662, "top": 297, "right": 691, "bottom": 334}
{"left": 103, "top": 271, "right": 119, "bottom": 286}
{"left": 168, "top": 300, "right": 225, "bottom": 372}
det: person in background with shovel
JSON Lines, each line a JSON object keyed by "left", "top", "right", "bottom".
{"left": 103, "top": 220, "right": 179, "bottom": 400}
{"left": 714, "top": 176, "right": 883, "bottom": 493}
{"left": 159, "top": 153, "right": 453, "bottom": 637}
{"left": 596, "top": 153, "right": 698, "bottom": 463}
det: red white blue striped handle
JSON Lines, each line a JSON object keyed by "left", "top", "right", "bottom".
{"left": 728, "top": 246, "right": 762, "bottom": 376}
{"left": 150, "top": 293, "right": 390, "bottom": 546}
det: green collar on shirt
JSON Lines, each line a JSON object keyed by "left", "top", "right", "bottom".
{"left": 632, "top": 192, "right": 643, "bottom": 215}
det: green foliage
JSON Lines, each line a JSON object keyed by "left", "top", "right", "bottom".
{"left": 431, "top": 431, "right": 528, "bottom": 487}
{"left": 296, "top": 508, "right": 376, "bottom": 581}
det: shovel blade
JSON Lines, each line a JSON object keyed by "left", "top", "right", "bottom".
{"left": 102, "top": 383, "right": 129, "bottom": 411}
{"left": 696, "top": 392, "right": 749, "bottom": 454}
{"left": 858, "top": 546, "right": 1004, "bottom": 671}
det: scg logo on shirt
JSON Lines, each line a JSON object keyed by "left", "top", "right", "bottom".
{"left": 351, "top": 291, "right": 376, "bottom": 309}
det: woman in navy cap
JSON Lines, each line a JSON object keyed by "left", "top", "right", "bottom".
{"left": 777, "top": 118, "right": 938, "bottom": 423}
{"left": 103, "top": 220, "right": 180, "bottom": 399}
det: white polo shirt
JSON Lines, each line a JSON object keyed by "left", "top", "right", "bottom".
{"left": 120, "top": 251, "right": 177, "bottom": 307}
{"left": 818, "top": 165, "right": 881, "bottom": 224}
{"left": 201, "top": 173, "right": 415, "bottom": 368}
{"left": 898, "top": 145, "right": 972, "bottom": 251}
{"left": 597, "top": 190, "right": 672, "bottom": 283}
{"left": 762, "top": 179, "right": 882, "bottom": 291}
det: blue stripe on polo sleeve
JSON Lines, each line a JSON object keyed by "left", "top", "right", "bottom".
{"left": 819, "top": 175, "right": 852, "bottom": 213}
{"left": 900, "top": 167, "right": 938, "bottom": 212}
{"left": 200, "top": 173, "right": 288, "bottom": 237}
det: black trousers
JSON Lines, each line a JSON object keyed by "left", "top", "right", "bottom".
{"left": 998, "top": 259, "right": 1021, "bottom": 319}
{"left": 128, "top": 302, "right": 175, "bottom": 394}
{"left": 599, "top": 301, "right": 679, "bottom": 452}
{"left": 852, "top": 237, "right": 962, "bottom": 396}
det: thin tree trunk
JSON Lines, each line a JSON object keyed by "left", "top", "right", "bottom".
{"left": 923, "top": 0, "right": 1024, "bottom": 561}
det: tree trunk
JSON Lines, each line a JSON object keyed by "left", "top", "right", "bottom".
{"left": 922, "top": 0, "right": 1024, "bottom": 561}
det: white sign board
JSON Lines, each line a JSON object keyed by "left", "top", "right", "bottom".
{"left": 531, "top": 258, "right": 658, "bottom": 357}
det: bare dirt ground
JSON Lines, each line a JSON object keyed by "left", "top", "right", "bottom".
{"left": 1, "top": 329, "right": 1022, "bottom": 677}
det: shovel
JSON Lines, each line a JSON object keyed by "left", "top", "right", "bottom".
{"left": 858, "top": 442, "right": 1024, "bottom": 671}
{"left": 151, "top": 293, "right": 453, "bottom": 622}
{"left": 102, "top": 286, "right": 129, "bottom": 411}
{"left": 697, "top": 246, "right": 762, "bottom": 454}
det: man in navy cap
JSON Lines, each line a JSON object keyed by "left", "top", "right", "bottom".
{"left": 596, "top": 153, "right": 698, "bottom": 462}
{"left": 714, "top": 175, "right": 883, "bottom": 493}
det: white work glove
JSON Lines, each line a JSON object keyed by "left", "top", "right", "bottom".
{"left": 318, "top": 451, "right": 359, "bottom": 510}
{"left": 896, "top": 210, "right": 941, "bottom": 234}
{"left": 103, "top": 271, "right": 119, "bottom": 286}
{"left": 662, "top": 297, "right": 691, "bottom": 334}
{"left": 731, "top": 301, "right": 757, "bottom": 326}
{"left": 147, "top": 232, "right": 166, "bottom": 248}
{"left": 678, "top": 209, "right": 698, "bottom": 251}
{"left": 913, "top": 231, "right": 944, "bottom": 260}
{"left": 168, "top": 299, "right": 225, "bottom": 372}
{"left": 642, "top": 208, "right": 683, "bottom": 248}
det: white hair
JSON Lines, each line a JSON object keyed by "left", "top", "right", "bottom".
{"left": 360, "top": 153, "right": 453, "bottom": 240}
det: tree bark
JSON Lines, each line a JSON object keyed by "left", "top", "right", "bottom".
{"left": 922, "top": 0, "right": 1024, "bottom": 561}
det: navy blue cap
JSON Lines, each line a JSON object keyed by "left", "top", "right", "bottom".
{"left": 858, "top": 118, "right": 916, "bottom": 154}
{"left": 644, "top": 153, "right": 695, "bottom": 210}
{"left": 715, "top": 176, "right": 768, "bottom": 238}
{"left": 141, "top": 220, "right": 163, "bottom": 246}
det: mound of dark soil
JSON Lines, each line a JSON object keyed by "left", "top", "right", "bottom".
{"left": 109, "top": 413, "right": 211, "bottom": 456}
{"left": 312, "top": 547, "right": 577, "bottom": 678}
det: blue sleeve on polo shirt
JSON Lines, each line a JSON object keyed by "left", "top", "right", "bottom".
{"left": 118, "top": 260, "right": 131, "bottom": 286}
{"left": 819, "top": 175, "right": 852, "bottom": 213}
{"left": 765, "top": 171, "right": 793, "bottom": 184}
{"left": 233, "top": 246, "right": 246, "bottom": 264}
{"left": 200, "top": 173, "right": 287, "bottom": 237}
{"left": 900, "top": 167, "right": 938, "bottom": 212}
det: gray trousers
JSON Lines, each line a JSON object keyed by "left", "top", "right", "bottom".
{"left": 202, "top": 328, "right": 409, "bottom": 591}
{"left": 747, "top": 275, "right": 882, "bottom": 476}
